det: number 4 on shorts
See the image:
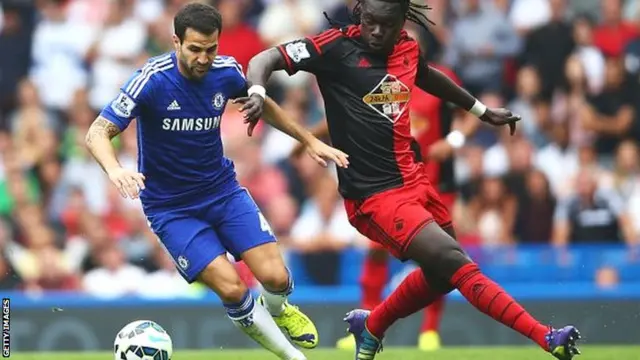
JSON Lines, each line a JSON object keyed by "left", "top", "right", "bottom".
{"left": 258, "top": 212, "right": 274, "bottom": 236}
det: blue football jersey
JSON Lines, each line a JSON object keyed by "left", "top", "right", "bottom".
{"left": 100, "top": 52, "right": 248, "bottom": 209}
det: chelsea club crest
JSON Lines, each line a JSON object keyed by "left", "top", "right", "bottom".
{"left": 177, "top": 256, "right": 189, "bottom": 270}
{"left": 212, "top": 92, "right": 225, "bottom": 110}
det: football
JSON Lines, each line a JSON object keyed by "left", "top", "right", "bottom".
{"left": 113, "top": 320, "right": 173, "bottom": 360}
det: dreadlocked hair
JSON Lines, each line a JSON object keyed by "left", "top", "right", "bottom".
{"left": 323, "top": 0, "right": 435, "bottom": 34}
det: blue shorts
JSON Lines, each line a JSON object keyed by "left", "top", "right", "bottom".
{"left": 145, "top": 186, "right": 276, "bottom": 283}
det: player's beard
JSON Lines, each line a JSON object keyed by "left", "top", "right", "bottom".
{"left": 178, "top": 55, "right": 208, "bottom": 80}
{"left": 191, "top": 63, "right": 210, "bottom": 79}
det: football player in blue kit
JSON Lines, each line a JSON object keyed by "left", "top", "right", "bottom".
{"left": 84, "top": 3, "right": 349, "bottom": 360}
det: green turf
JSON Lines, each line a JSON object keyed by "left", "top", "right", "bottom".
{"left": 7, "top": 346, "right": 639, "bottom": 360}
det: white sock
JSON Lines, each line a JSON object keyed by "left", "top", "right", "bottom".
{"left": 226, "top": 292, "right": 305, "bottom": 360}
{"left": 261, "top": 268, "right": 293, "bottom": 316}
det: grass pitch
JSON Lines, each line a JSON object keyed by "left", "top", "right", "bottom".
{"left": 7, "top": 346, "right": 639, "bottom": 360}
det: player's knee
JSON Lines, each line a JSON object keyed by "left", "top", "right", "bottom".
{"left": 256, "top": 265, "right": 290, "bottom": 293}
{"left": 421, "top": 267, "right": 455, "bottom": 295}
{"left": 202, "top": 276, "right": 248, "bottom": 304}
{"left": 216, "top": 279, "right": 249, "bottom": 304}
{"left": 408, "top": 222, "right": 470, "bottom": 277}
{"left": 439, "top": 247, "right": 472, "bottom": 279}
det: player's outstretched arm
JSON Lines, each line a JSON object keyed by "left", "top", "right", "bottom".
{"left": 235, "top": 96, "right": 349, "bottom": 168}
{"left": 416, "top": 64, "right": 520, "bottom": 135}
{"left": 290, "top": 120, "right": 329, "bottom": 158}
{"left": 85, "top": 116, "right": 145, "bottom": 199}
{"left": 261, "top": 97, "right": 317, "bottom": 145}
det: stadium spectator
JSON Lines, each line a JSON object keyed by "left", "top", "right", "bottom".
{"left": 580, "top": 55, "right": 636, "bottom": 163}
{"left": 514, "top": 169, "right": 556, "bottom": 243}
{"left": 534, "top": 120, "right": 580, "bottom": 199}
{"left": 290, "top": 172, "right": 355, "bottom": 284}
{"left": 595, "top": 266, "right": 620, "bottom": 289}
{"left": 508, "top": 0, "right": 552, "bottom": 36}
{"left": 11, "top": 224, "right": 79, "bottom": 291}
{"left": 518, "top": 0, "right": 574, "bottom": 97}
{"left": 623, "top": 12, "right": 640, "bottom": 82}
{"left": 443, "top": 0, "right": 521, "bottom": 95}
{"left": 30, "top": 0, "right": 96, "bottom": 114}
{"left": 552, "top": 168, "right": 637, "bottom": 246}
{"left": 503, "top": 138, "right": 535, "bottom": 205}
{"left": 257, "top": 0, "right": 324, "bottom": 46}
{"left": 507, "top": 66, "right": 546, "bottom": 148}
{"left": 86, "top": 0, "right": 148, "bottom": 110}
{"left": 550, "top": 55, "right": 594, "bottom": 149}
{"left": 593, "top": 0, "right": 637, "bottom": 57}
{"left": 82, "top": 242, "right": 145, "bottom": 298}
{"left": 467, "top": 176, "right": 517, "bottom": 246}
{"left": 216, "top": 0, "right": 265, "bottom": 71}
{"left": 0, "top": 1, "right": 36, "bottom": 122}
{"left": 66, "top": 0, "right": 111, "bottom": 25}
{"left": 54, "top": 123, "right": 110, "bottom": 216}
{"left": 572, "top": 14, "right": 606, "bottom": 94}
{"left": 1, "top": 146, "right": 40, "bottom": 218}
{"left": 456, "top": 145, "right": 485, "bottom": 202}
{"left": 602, "top": 140, "right": 640, "bottom": 234}
{"left": 7, "top": 79, "right": 59, "bottom": 170}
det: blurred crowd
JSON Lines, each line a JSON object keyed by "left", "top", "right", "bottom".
{"left": 1, "top": 0, "right": 640, "bottom": 296}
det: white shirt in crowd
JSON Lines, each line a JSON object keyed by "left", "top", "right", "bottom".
{"left": 534, "top": 143, "right": 580, "bottom": 199}
{"left": 89, "top": 17, "right": 147, "bottom": 109}
{"left": 30, "top": 19, "right": 96, "bottom": 110}
{"left": 508, "top": 0, "right": 551, "bottom": 33}
{"left": 83, "top": 264, "right": 146, "bottom": 299}
{"left": 291, "top": 201, "right": 357, "bottom": 245}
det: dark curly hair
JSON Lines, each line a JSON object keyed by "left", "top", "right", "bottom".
{"left": 324, "top": 0, "right": 435, "bottom": 34}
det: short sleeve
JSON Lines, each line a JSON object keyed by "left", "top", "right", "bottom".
{"left": 213, "top": 56, "right": 248, "bottom": 99}
{"left": 276, "top": 28, "right": 343, "bottom": 75}
{"left": 100, "top": 91, "right": 143, "bottom": 131}
{"left": 99, "top": 57, "right": 167, "bottom": 130}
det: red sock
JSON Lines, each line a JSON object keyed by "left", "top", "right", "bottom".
{"left": 421, "top": 295, "right": 445, "bottom": 333}
{"left": 366, "top": 269, "right": 441, "bottom": 339}
{"left": 360, "top": 256, "right": 388, "bottom": 310}
{"left": 451, "top": 263, "right": 550, "bottom": 350}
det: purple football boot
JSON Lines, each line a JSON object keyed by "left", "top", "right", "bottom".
{"left": 547, "top": 325, "right": 582, "bottom": 360}
{"left": 344, "top": 309, "right": 383, "bottom": 360}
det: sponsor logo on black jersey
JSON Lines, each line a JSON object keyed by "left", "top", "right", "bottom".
{"left": 362, "top": 74, "right": 410, "bottom": 123}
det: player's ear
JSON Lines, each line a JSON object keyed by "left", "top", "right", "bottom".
{"left": 171, "top": 34, "right": 181, "bottom": 52}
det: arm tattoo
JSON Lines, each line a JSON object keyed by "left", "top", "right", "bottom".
{"left": 86, "top": 118, "right": 121, "bottom": 144}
